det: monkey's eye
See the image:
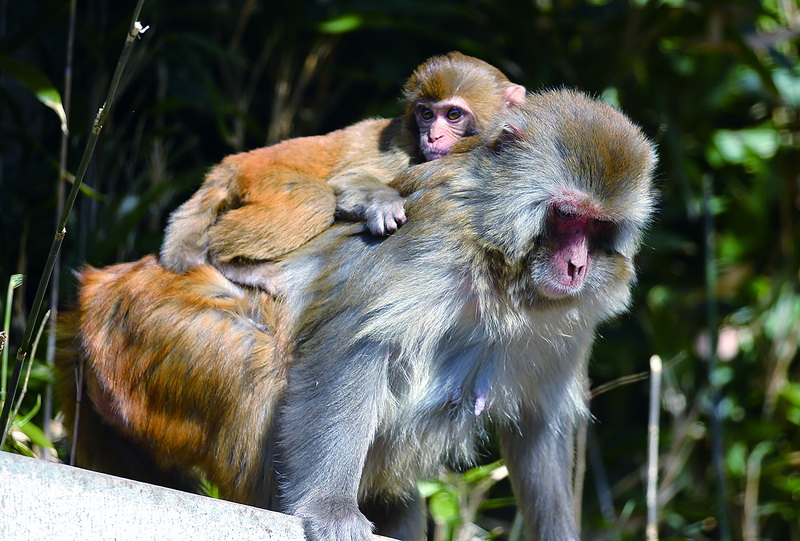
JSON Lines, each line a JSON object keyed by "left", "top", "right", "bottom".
{"left": 593, "top": 219, "right": 614, "bottom": 234}
{"left": 446, "top": 107, "right": 463, "bottom": 121}
{"left": 555, "top": 207, "right": 578, "bottom": 220}
{"left": 419, "top": 108, "right": 434, "bottom": 121}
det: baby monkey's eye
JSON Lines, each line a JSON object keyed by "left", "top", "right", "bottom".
{"left": 446, "top": 107, "right": 463, "bottom": 121}
{"left": 419, "top": 108, "right": 434, "bottom": 121}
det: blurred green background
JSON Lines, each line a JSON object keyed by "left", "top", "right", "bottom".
{"left": 1, "top": 0, "right": 798, "bottom": 539}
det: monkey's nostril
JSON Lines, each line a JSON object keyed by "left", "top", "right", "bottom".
{"left": 568, "top": 261, "right": 586, "bottom": 283}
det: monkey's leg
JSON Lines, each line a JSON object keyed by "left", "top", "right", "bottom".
{"left": 499, "top": 406, "right": 581, "bottom": 541}
{"left": 278, "top": 344, "right": 387, "bottom": 541}
{"left": 161, "top": 163, "right": 238, "bottom": 273}
{"left": 208, "top": 175, "right": 336, "bottom": 263}
{"left": 212, "top": 259, "right": 285, "bottom": 293}
{"left": 361, "top": 492, "right": 426, "bottom": 541}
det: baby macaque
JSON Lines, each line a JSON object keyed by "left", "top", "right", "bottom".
{"left": 159, "top": 52, "right": 525, "bottom": 293}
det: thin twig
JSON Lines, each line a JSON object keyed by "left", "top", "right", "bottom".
{"left": 69, "top": 353, "right": 85, "bottom": 466}
{"left": 657, "top": 398, "right": 701, "bottom": 503}
{"left": 590, "top": 371, "right": 649, "bottom": 399}
{"left": 587, "top": 424, "right": 616, "bottom": 529}
{"left": 742, "top": 442, "right": 771, "bottom": 541}
{"left": 1, "top": 274, "right": 24, "bottom": 405}
{"left": 646, "top": 354, "right": 662, "bottom": 541}
{"left": 44, "top": 0, "right": 78, "bottom": 449}
{"left": 462, "top": 464, "right": 508, "bottom": 527}
{"left": 9, "top": 311, "right": 50, "bottom": 431}
{"left": 508, "top": 512, "right": 524, "bottom": 541}
{"left": 0, "top": 0, "right": 149, "bottom": 443}
{"left": 573, "top": 376, "right": 589, "bottom": 524}
{"left": 703, "top": 174, "right": 731, "bottom": 540}
{"left": 227, "top": 0, "right": 258, "bottom": 53}
{"left": 762, "top": 290, "right": 799, "bottom": 420}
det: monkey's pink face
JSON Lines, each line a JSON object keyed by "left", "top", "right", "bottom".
{"left": 539, "top": 194, "right": 614, "bottom": 299}
{"left": 416, "top": 97, "right": 475, "bottom": 161}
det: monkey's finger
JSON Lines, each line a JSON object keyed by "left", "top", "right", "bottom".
{"left": 381, "top": 210, "right": 407, "bottom": 234}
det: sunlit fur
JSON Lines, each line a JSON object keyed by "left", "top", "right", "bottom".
{"left": 160, "top": 52, "right": 524, "bottom": 283}
{"left": 403, "top": 51, "right": 526, "bottom": 134}
{"left": 58, "top": 256, "right": 290, "bottom": 506}
{"left": 57, "top": 89, "right": 655, "bottom": 541}
{"left": 273, "top": 91, "right": 656, "bottom": 541}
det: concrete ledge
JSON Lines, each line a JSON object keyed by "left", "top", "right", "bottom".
{"left": 0, "top": 451, "right": 304, "bottom": 540}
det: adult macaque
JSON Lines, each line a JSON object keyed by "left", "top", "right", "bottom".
{"left": 159, "top": 51, "right": 526, "bottom": 287}
{"left": 58, "top": 90, "right": 656, "bottom": 541}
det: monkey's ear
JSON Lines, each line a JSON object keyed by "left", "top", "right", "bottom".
{"left": 504, "top": 84, "right": 527, "bottom": 107}
{"left": 489, "top": 123, "right": 524, "bottom": 154}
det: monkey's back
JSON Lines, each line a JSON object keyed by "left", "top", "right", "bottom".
{"left": 58, "top": 255, "right": 290, "bottom": 506}
{"left": 220, "top": 118, "right": 401, "bottom": 201}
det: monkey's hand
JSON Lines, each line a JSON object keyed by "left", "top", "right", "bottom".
{"left": 328, "top": 167, "right": 408, "bottom": 236}
{"left": 298, "top": 501, "right": 375, "bottom": 541}
{"left": 334, "top": 185, "right": 407, "bottom": 236}
{"left": 363, "top": 189, "right": 407, "bottom": 236}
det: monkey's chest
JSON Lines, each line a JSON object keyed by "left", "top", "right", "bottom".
{"left": 361, "top": 411, "right": 488, "bottom": 499}
{"left": 358, "top": 328, "right": 582, "bottom": 498}
{"left": 360, "top": 362, "right": 497, "bottom": 497}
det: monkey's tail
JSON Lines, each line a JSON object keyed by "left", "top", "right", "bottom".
{"left": 55, "top": 311, "right": 198, "bottom": 493}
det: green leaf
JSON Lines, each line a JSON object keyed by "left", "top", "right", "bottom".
{"left": 0, "top": 55, "right": 68, "bottom": 135}
{"left": 461, "top": 459, "right": 505, "bottom": 484}
{"left": 726, "top": 441, "right": 747, "bottom": 477}
{"left": 15, "top": 416, "right": 54, "bottom": 450}
{"left": 711, "top": 127, "right": 779, "bottom": 165}
{"left": 199, "top": 476, "right": 220, "bottom": 498}
{"left": 319, "top": 14, "right": 364, "bottom": 34}
{"left": 417, "top": 479, "right": 445, "bottom": 498}
{"left": 76, "top": 181, "right": 107, "bottom": 202}
{"left": 780, "top": 382, "right": 800, "bottom": 407}
{"left": 428, "top": 489, "right": 460, "bottom": 523}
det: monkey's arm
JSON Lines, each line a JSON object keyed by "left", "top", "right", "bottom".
{"left": 279, "top": 342, "right": 387, "bottom": 541}
{"left": 328, "top": 165, "right": 407, "bottom": 236}
{"left": 497, "top": 340, "right": 592, "bottom": 541}
{"left": 496, "top": 338, "right": 592, "bottom": 541}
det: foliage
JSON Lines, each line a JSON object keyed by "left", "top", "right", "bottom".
{"left": 1, "top": 0, "right": 798, "bottom": 539}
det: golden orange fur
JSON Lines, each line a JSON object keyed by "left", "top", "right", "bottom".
{"left": 58, "top": 255, "right": 290, "bottom": 505}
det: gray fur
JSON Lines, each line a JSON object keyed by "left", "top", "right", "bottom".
{"left": 272, "top": 89, "right": 656, "bottom": 540}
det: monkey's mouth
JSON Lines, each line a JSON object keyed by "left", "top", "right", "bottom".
{"left": 537, "top": 283, "right": 578, "bottom": 299}
{"left": 424, "top": 147, "right": 450, "bottom": 160}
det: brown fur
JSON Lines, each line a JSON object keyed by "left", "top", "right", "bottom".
{"left": 160, "top": 118, "right": 404, "bottom": 270}
{"left": 58, "top": 255, "right": 291, "bottom": 506}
